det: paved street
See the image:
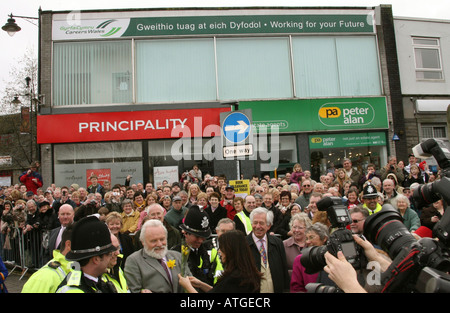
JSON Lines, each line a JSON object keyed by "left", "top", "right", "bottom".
{"left": 3, "top": 264, "right": 30, "bottom": 293}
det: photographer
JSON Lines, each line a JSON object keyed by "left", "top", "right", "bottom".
{"left": 18, "top": 162, "right": 43, "bottom": 195}
{"left": 359, "top": 163, "right": 381, "bottom": 188}
{"left": 325, "top": 139, "right": 450, "bottom": 293}
{"left": 323, "top": 235, "right": 392, "bottom": 293}
{"left": 379, "top": 155, "right": 405, "bottom": 186}
{"left": 52, "top": 189, "right": 76, "bottom": 214}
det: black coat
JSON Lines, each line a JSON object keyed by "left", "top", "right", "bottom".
{"left": 117, "top": 232, "right": 136, "bottom": 269}
{"left": 208, "top": 269, "right": 259, "bottom": 293}
{"left": 204, "top": 204, "right": 228, "bottom": 234}
{"left": 38, "top": 208, "right": 59, "bottom": 231}
{"left": 246, "top": 233, "right": 289, "bottom": 293}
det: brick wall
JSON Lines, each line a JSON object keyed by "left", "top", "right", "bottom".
{"left": 379, "top": 5, "right": 409, "bottom": 161}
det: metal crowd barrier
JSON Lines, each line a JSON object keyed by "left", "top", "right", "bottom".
{"left": 1, "top": 227, "right": 46, "bottom": 280}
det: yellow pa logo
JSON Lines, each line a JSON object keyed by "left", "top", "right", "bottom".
{"left": 318, "top": 107, "right": 341, "bottom": 118}
{"left": 311, "top": 137, "right": 323, "bottom": 144}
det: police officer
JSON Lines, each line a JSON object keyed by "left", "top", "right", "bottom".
{"left": 172, "top": 205, "right": 216, "bottom": 287}
{"left": 362, "top": 183, "right": 382, "bottom": 215}
{"left": 56, "top": 215, "right": 118, "bottom": 293}
{"left": 204, "top": 218, "right": 235, "bottom": 284}
{"left": 22, "top": 224, "right": 74, "bottom": 293}
{"left": 102, "top": 233, "right": 129, "bottom": 293}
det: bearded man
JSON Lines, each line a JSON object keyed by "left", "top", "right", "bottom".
{"left": 124, "top": 219, "right": 190, "bottom": 293}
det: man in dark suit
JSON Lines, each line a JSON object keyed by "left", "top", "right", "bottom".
{"left": 47, "top": 204, "right": 74, "bottom": 261}
{"left": 124, "top": 219, "right": 190, "bottom": 293}
{"left": 246, "top": 207, "right": 289, "bottom": 293}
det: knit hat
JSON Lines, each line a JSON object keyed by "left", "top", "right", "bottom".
{"left": 419, "top": 161, "right": 427, "bottom": 171}
{"left": 413, "top": 226, "right": 432, "bottom": 238}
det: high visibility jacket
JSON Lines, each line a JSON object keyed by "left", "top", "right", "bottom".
{"left": 208, "top": 238, "right": 224, "bottom": 285}
{"left": 102, "top": 256, "right": 129, "bottom": 293}
{"left": 363, "top": 203, "right": 382, "bottom": 215}
{"left": 236, "top": 211, "right": 252, "bottom": 235}
{"left": 56, "top": 270, "right": 116, "bottom": 293}
{"left": 22, "top": 250, "right": 72, "bottom": 293}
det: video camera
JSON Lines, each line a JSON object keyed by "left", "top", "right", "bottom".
{"left": 300, "top": 196, "right": 367, "bottom": 275}
{"left": 363, "top": 139, "right": 450, "bottom": 292}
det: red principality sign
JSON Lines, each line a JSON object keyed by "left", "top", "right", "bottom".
{"left": 37, "top": 107, "right": 229, "bottom": 144}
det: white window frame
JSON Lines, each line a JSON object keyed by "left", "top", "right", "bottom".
{"left": 412, "top": 36, "right": 444, "bottom": 81}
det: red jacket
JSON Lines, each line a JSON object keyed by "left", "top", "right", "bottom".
{"left": 19, "top": 170, "right": 43, "bottom": 194}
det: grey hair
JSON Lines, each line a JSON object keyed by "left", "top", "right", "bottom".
{"left": 306, "top": 222, "right": 330, "bottom": 241}
{"left": 289, "top": 212, "right": 312, "bottom": 230}
{"left": 216, "top": 218, "right": 235, "bottom": 230}
{"left": 391, "top": 194, "right": 410, "bottom": 209}
{"left": 147, "top": 203, "right": 165, "bottom": 213}
{"left": 140, "top": 219, "right": 167, "bottom": 243}
{"left": 250, "top": 207, "right": 274, "bottom": 226}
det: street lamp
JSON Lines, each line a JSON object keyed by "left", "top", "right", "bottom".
{"left": 2, "top": 13, "right": 38, "bottom": 36}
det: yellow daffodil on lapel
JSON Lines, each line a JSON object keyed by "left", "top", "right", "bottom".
{"left": 167, "top": 259, "right": 176, "bottom": 269}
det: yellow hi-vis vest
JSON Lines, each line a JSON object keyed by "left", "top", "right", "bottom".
{"left": 236, "top": 211, "right": 252, "bottom": 235}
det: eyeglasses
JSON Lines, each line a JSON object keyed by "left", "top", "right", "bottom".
{"left": 302, "top": 184, "right": 311, "bottom": 187}
{"left": 352, "top": 219, "right": 364, "bottom": 223}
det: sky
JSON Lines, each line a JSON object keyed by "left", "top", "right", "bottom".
{"left": 0, "top": 0, "right": 449, "bottom": 98}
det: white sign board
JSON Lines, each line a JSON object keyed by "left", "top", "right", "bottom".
{"left": 223, "top": 144, "right": 254, "bottom": 158}
{"left": 0, "top": 176, "right": 11, "bottom": 187}
{"left": 153, "top": 166, "right": 179, "bottom": 187}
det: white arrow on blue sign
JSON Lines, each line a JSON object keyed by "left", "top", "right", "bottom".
{"left": 222, "top": 111, "right": 251, "bottom": 144}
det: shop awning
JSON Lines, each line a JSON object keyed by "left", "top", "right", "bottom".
{"left": 416, "top": 99, "right": 450, "bottom": 113}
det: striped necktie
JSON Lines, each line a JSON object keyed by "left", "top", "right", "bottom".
{"left": 258, "top": 239, "right": 267, "bottom": 267}
{"left": 158, "top": 258, "right": 173, "bottom": 289}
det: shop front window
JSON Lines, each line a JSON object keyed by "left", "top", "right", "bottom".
{"left": 148, "top": 138, "right": 218, "bottom": 187}
{"left": 54, "top": 141, "right": 142, "bottom": 187}
{"left": 256, "top": 134, "right": 298, "bottom": 176}
{"left": 309, "top": 132, "right": 387, "bottom": 182}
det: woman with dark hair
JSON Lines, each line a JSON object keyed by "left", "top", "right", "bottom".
{"left": 272, "top": 190, "right": 297, "bottom": 239}
{"left": 179, "top": 230, "right": 262, "bottom": 293}
{"left": 276, "top": 190, "right": 293, "bottom": 215}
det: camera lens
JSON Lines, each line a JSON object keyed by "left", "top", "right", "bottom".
{"left": 413, "top": 183, "right": 441, "bottom": 209}
{"left": 364, "top": 204, "right": 417, "bottom": 259}
{"left": 305, "top": 283, "right": 337, "bottom": 293}
{"left": 300, "top": 245, "right": 328, "bottom": 274}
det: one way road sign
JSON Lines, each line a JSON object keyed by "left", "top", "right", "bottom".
{"left": 221, "top": 110, "right": 252, "bottom": 144}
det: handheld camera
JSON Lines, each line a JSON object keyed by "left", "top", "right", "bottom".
{"left": 301, "top": 196, "right": 367, "bottom": 274}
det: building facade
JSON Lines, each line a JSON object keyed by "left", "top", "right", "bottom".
{"left": 37, "top": 5, "right": 405, "bottom": 187}
{"left": 394, "top": 16, "right": 450, "bottom": 171}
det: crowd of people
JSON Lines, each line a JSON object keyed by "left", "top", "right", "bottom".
{"left": 0, "top": 153, "right": 445, "bottom": 293}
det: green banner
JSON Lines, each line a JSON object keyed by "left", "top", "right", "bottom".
{"left": 239, "top": 97, "right": 388, "bottom": 133}
{"left": 122, "top": 14, "right": 374, "bottom": 36}
{"left": 309, "top": 132, "right": 386, "bottom": 149}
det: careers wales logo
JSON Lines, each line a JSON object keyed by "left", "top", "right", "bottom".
{"left": 54, "top": 17, "right": 130, "bottom": 40}
{"left": 318, "top": 101, "right": 375, "bottom": 127}
{"left": 97, "top": 19, "right": 122, "bottom": 37}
